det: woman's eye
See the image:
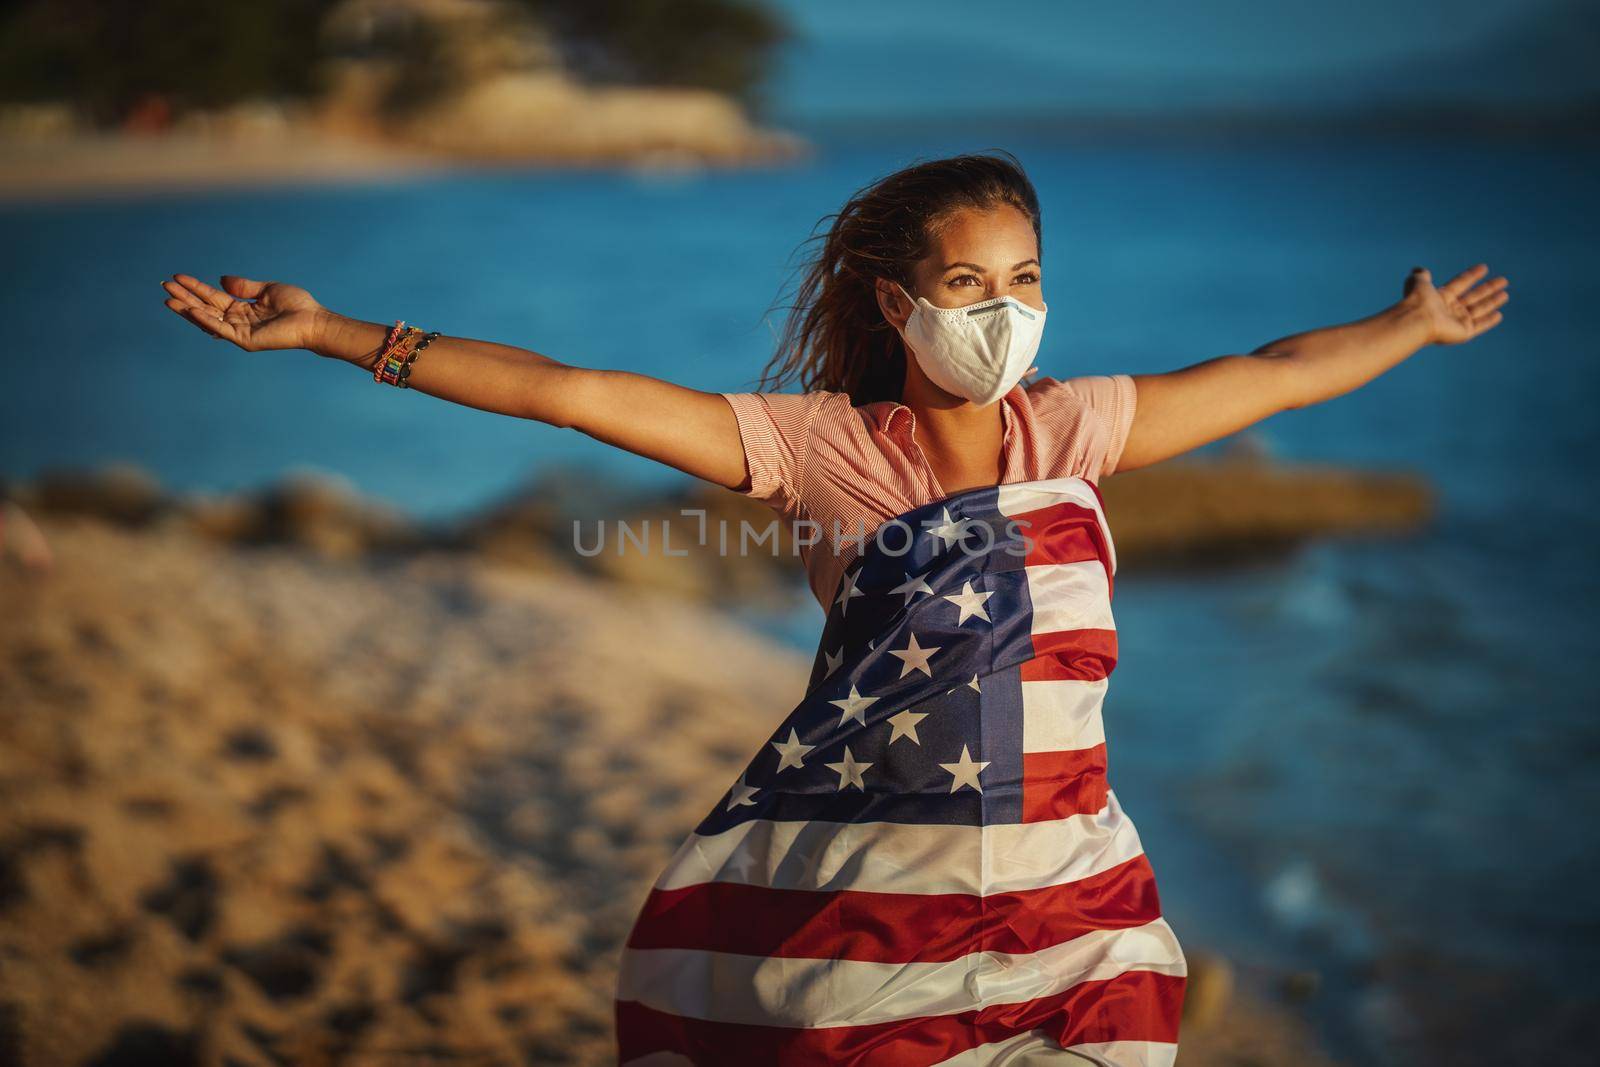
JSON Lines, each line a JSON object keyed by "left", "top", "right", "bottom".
{"left": 946, "top": 272, "right": 1037, "bottom": 287}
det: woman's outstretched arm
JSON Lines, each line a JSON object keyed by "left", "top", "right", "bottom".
{"left": 1114, "top": 263, "right": 1509, "bottom": 472}
{"left": 161, "top": 273, "right": 751, "bottom": 492}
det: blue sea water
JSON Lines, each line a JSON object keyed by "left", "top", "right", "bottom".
{"left": 3, "top": 123, "right": 1597, "bottom": 1065}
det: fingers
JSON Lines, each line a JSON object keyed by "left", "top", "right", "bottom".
{"left": 187, "top": 306, "right": 239, "bottom": 344}
{"left": 1462, "top": 276, "right": 1509, "bottom": 308}
{"left": 220, "top": 275, "right": 267, "bottom": 300}
{"left": 160, "top": 279, "right": 208, "bottom": 314}
{"left": 1465, "top": 286, "right": 1510, "bottom": 315}
{"left": 1439, "top": 263, "right": 1489, "bottom": 299}
{"left": 170, "top": 272, "right": 235, "bottom": 311}
{"left": 164, "top": 298, "right": 240, "bottom": 345}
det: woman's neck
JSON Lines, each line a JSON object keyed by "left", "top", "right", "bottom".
{"left": 901, "top": 377, "right": 1006, "bottom": 494}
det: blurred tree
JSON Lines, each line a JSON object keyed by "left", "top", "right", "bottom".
{"left": 0, "top": 0, "right": 331, "bottom": 126}
{"left": 515, "top": 0, "right": 790, "bottom": 112}
{"left": 318, "top": 0, "right": 560, "bottom": 121}
{"left": 0, "top": 0, "right": 789, "bottom": 127}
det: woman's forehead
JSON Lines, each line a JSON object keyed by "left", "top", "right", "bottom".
{"left": 924, "top": 204, "right": 1038, "bottom": 266}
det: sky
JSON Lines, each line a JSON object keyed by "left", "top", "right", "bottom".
{"left": 762, "top": 0, "right": 1600, "bottom": 122}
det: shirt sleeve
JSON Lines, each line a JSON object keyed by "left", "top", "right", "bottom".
{"left": 1026, "top": 373, "right": 1139, "bottom": 480}
{"left": 719, "top": 391, "right": 827, "bottom": 510}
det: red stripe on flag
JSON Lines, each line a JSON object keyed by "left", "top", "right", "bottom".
{"left": 1022, "top": 628, "right": 1119, "bottom": 681}
{"left": 1006, "top": 501, "right": 1105, "bottom": 567}
{"left": 1005, "top": 499, "right": 1114, "bottom": 600}
{"left": 625, "top": 851, "right": 1161, "bottom": 962}
{"left": 1022, "top": 744, "right": 1109, "bottom": 822}
{"left": 616, "top": 967, "right": 1186, "bottom": 1065}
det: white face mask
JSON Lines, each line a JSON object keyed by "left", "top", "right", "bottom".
{"left": 893, "top": 281, "right": 1048, "bottom": 406}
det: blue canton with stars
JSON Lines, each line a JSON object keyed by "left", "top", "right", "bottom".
{"left": 698, "top": 485, "right": 1052, "bottom": 835}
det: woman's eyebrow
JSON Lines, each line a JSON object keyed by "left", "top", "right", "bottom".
{"left": 941, "top": 259, "right": 1041, "bottom": 272}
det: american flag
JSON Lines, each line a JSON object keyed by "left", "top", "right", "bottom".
{"left": 616, "top": 477, "right": 1188, "bottom": 1065}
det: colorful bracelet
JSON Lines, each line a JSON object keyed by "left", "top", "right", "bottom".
{"left": 372, "top": 319, "right": 407, "bottom": 378}
{"left": 374, "top": 326, "right": 423, "bottom": 386}
{"left": 372, "top": 321, "right": 441, "bottom": 387}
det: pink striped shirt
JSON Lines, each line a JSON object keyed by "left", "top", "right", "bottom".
{"left": 721, "top": 373, "right": 1138, "bottom": 611}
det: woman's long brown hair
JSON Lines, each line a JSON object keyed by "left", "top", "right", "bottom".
{"left": 755, "top": 150, "right": 1043, "bottom": 406}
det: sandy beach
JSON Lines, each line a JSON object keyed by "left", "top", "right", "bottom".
{"left": 0, "top": 491, "right": 1357, "bottom": 1065}
{"left": 0, "top": 129, "right": 458, "bottom": 202}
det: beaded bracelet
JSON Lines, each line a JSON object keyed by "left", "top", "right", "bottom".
{"left": 396, "top": 331, "right": 439, "bottom": 389}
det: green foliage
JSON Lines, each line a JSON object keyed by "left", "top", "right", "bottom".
{"left": 516, "top": 0, "right": 789, "bottom": 109}
{"left": 0, "top": 0, "right": 332, "bottom": 124}
{"left": 0, "top": 0, "right": 790, "bottom": 126}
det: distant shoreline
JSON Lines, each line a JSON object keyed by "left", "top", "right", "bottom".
{"left": 0, "top": 68, "right": 811, "bottom": 204}
{"left": 0, "top": 129, "right": 454, "bottom": 203}
{"left": 0, "top": 125, "right": 809, "bottom": 204}
{"left": 6, "top": 98, "right": 1593, "bottom": 204}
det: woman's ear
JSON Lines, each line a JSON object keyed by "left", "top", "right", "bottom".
{"left": 875, "top": 278, "right": 912, "bottom": 330}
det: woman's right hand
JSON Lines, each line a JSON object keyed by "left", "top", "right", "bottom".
{"left": 161, "top": 274, "right": 328, "bottom": 352}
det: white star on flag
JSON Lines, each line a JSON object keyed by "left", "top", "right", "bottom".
{"left": 724, "top": 843, "right": 762, "bottom": 882}
{"left": 770, "top": 728, "right": 814, "bottom": 772}
{"left": 725, "top": 774, "right": 761, "bottom": 810}
{"left": 828, "top": 685, "right": 878, "bottom": 728}
{"left": 889, "top": 632, "right": 941, "bottom": 678}
{"left": 797, "top": 839, "right": 831, "bottom": 885}
{"left": 924, "top": 508, "right": 966, "bottom": 549}
{"left": 824, "top": 745, "right": 873, "bottom": 791}
{"left": 943, "top": 580, "right": 995, "bottom": 624}
{"left": 834, "top": 568, "right": 865, "bottom": 615}
{"left": 890, "top": 573, "right": 935, "bottom": 605}
{"left": 886, "top": 709, "right": 929, "bottom": 745}
{"left": 823, "top": 647, "right": 844, "bottom": 677}
{"left": 939, "top": 744, "right": 990, "bottom": 794}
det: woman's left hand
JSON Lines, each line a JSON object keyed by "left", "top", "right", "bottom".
{"left": 1402, "top": 263, "right": 1509, "bottom": 345}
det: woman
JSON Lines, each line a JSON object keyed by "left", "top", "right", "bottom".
{"left": 162, "top": 151, "right": 1507, "bottom": 1065}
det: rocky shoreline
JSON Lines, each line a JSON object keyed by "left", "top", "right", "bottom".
{"left": 1, "top": 507, "right": 1354, "bottom": 1066}
{"left": 0, "top": 456, "right": 1424, "bottom": 1063}
{"left": 0, "top": 109, "right": 806, "bottom": 203}
{"left": 0, "top": 51, "right": 807, "bottom": 203}
{"left": 3, "top": 446, "right": 1435, "bottom": 609}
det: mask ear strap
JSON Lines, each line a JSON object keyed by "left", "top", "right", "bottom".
{"left": 893, "top": 280, "right": 916, "bottom": 313}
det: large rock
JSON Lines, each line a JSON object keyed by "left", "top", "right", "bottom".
{"left": 25, "top": 463, "right": 170, "bottom": 527}
{"left": 393, "top": 70, "right": 807, "bottom": 166}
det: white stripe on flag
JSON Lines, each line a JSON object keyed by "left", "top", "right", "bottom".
{"left": 930, "top": 1034, "right": 1178, "bottom": 1067}
{"left": 653, "top": 790, "right": 1147, "bottom": 896}
{"left": 1022, "top": 677, "right": 1109, "bottom": 753}
{"left": 996, "top": 478, "right": 1102, "bottom": 516}
{"left": 616, "top": 917, "right": 1187, "bottom": 1028}
{"left": 620, "top": 1034, "right": 1178, "bottom": 1067}
{"left": 1024, "top": 561, "right": 1116, "bottom": 635}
